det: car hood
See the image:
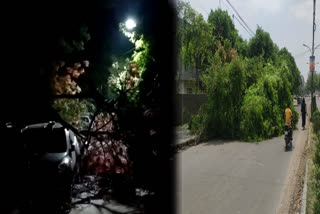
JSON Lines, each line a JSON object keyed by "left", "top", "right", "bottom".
{"left": 33, "top": 152, "right": 68, "bottom": 164}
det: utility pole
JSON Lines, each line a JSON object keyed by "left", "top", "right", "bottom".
{"left": 311, "top": 0, "right": 316, "bottom": 114}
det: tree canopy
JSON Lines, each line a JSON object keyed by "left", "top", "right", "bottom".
{"left": 180, "top": 2, "right": 302, "bottom": 142}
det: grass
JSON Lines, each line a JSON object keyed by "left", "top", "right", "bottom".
{"left": 306, "top": 126, "right": 319, "bottom": 214}
{"left": 306, "top": 158, "right": 316, "bottom": 214}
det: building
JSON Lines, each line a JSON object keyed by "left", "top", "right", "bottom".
{"left": 175, "top": 60, "right": 205, "bottom": 94}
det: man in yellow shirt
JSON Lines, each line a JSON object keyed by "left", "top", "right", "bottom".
{"left": 285, "top": 105, "right": 293, "bottom": 140}
{"left": 285, "top": 105, "right": 292, "bottom": 126}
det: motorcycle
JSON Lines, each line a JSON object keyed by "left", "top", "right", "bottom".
{"left": 284, "top": 118, "right": 293, "bottom": 151}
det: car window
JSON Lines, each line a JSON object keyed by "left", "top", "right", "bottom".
{"left": 23, "top": 128, "right": 67, "bottom": 153}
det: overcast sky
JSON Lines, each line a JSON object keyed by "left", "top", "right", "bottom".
{"left": 184, "top": 0, "right": 320, "bottom": 81}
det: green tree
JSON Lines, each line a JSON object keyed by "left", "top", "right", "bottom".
{"left": 207, "top": 8, "right": 237, "bottom": 46}
{"left": 244, "top": 56, "right": 264, "bottom": 88}
{"left": 177, "top": 1, "right": 216, "bottom": 90}
{"left": 234, "top": 35, "right": 248, "bottom": 57}
{"left": 190, "top": 47, "right": 246, "bottom": 139}
{"left": 306, "top": 72, "right": 319, "bottom": 93}
{"left": 240, "top": 63, "right": 298, "bottom": 141}
{"left": 248, "top": 26, "right": 275, "bottom": 62}
{"left": 277, "top": 48, "right": 302, "bottom": 95}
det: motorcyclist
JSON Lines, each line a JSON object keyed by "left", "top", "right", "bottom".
{"left": 285, "top": 104, "right": 293, "bottom": 140}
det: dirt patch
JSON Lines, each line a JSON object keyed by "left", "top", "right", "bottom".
{"left": 288, "top": 146, "right": 309, "bottom": 214}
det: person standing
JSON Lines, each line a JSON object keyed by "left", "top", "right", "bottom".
{"left": 301, "top": 98, "right": 307, "bottom": 130}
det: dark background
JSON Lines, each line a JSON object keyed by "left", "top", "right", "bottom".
{"left": 0, "top": 0, "right": 176, "bottom": 213}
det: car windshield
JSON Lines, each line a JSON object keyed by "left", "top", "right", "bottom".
{"left": 23, "top": 128, "right": 67, "bottom": 153}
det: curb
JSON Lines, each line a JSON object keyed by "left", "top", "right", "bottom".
{"left": 174, "top": 136, "right": 198, "bottom": 152}
{"left": 300, "top": 159, "right": 309, "bottom": 214}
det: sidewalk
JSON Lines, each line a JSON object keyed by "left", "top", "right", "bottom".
{"left": 174, "top": 125, "right": 198, "bottom": 151}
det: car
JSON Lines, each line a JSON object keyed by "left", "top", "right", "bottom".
{"left": 21, "top": 121, "right": 81, "bottom": 188}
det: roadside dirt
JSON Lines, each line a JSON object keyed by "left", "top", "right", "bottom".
{"left": 288, "top": 144, "right": 309, "bottom": 214}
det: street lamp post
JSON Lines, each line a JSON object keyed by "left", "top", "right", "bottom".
{"left": 302, "top": 43, "right": 317, "bottom": 104}
{"left": 302, "top": 0, "right": 317, "bottom": 116}
{"left": 303, "top": 44, "right": 312, "bottom": 53}
{"left": 311, "top": 0, "right": 316, "bottom": 115}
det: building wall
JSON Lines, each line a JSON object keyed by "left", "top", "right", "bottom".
{"left": 174, "top": 94, "right": 207, "bottom": 125}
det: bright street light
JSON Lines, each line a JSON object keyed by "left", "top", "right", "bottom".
{"left": 125, "top": 18, "right": 136, "bottom": 30}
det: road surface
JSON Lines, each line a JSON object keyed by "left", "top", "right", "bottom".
{"left": 177, "top": 101, "right": 311, "bottom": 214}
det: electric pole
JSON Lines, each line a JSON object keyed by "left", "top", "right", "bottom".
{"left": 311, "top": 0, "right": 316, "bottom": 114}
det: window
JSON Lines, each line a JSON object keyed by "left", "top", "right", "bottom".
{"left": 23, "top": 128, "right": 67, "bottom": 153}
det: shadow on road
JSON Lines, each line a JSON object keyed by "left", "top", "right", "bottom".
{"left": 200, "top": 138, "right": 252, "bottom": 147}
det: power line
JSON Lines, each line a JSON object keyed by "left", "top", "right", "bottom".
{"left": 198, "top": 1, "right": 209, "bottom": 16}
{"left": 233, "top": 14, "right": 254, "bottom": 37}
{"left": 221, "top": 0, "right": 232, "bottom": 14}
{"left": 221, "top": 0, "right": 254, "bottom": 37}
{"left": 199, "top": 6, "right": 209, "bottom": 16}
{"left": 224, "top": 0, "right": 255, "bottom": 36}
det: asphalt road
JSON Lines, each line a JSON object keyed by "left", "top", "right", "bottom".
{"left": 177, "top": 101, "right": 311, "bottom": 214}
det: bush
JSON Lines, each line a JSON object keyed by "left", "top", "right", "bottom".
{"left": 189, "top": 49, "right": 247, "bottom": 140}
{"left": 312, "top": 132, "right": 320, "bottom": 213}
{"left": 240, "top": 94, "right": 266, "bottom": 141}
{"left": 313, "top": 110, "right": 320, "bottom": 133}
{"left": 188, "top": 104, "right": 209, "bottom": 141}
{"left": 312, "top": 94, "right": 319, "bottom": 116}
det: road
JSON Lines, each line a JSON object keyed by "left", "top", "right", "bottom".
{"left": 177, "top": 100, "right": 313, "bottom": 214}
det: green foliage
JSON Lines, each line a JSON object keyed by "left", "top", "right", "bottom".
{"left": 306, "top": 72, "right": 320, "bottom": 93}
{"left": 312, "top": 95, "right": 319, "bottom": 115}
{"left": 177, "top": 1, "right": 216, "bottom": 88}
{"left": 244, "top": 56, "right": 264, "bottom": 88}
{"left": 312, "top": 132, "right": 320, "bottom": 213}
{"left": 52, "top": 99, "right": 95, "bottom": 127}
{"left": 132, "top": 36, "right": 151, "bottom": 74}
{"left": 188, "top": 104, "right": 209, "bottom": 141}
{"left": 107, "top": 25, "right": 153, "bottom": 105}
{"left": 190, "top": 49, "right": 246, "bottom": 139}
{"left": 240, "top": 94, "right": 266, "bottom": 141}
{"left": 234, "top": 35, "right": 248, "bottom": 57}
{"left": 190, "top": 52, "right": 298, "bottom": 142}
{"left": 207, "top": 8, "right": 237, "bottom": 45}
{"left": 58, "top": 24, "right": 91, "bottom": 54}
{"left": 178, "top": 4, "right": 302, "bottom": 142}
{"left": 248, "top": 26, "right": 275, "bottom": 62}
{"left": 240, "top": 66, "right": 297, "bottom": 141}
{"left": 313, "top": 110, "right": 320, "bottom": 133}
{"left": 277, "top": 48, "right": 301, "bottom": 94}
